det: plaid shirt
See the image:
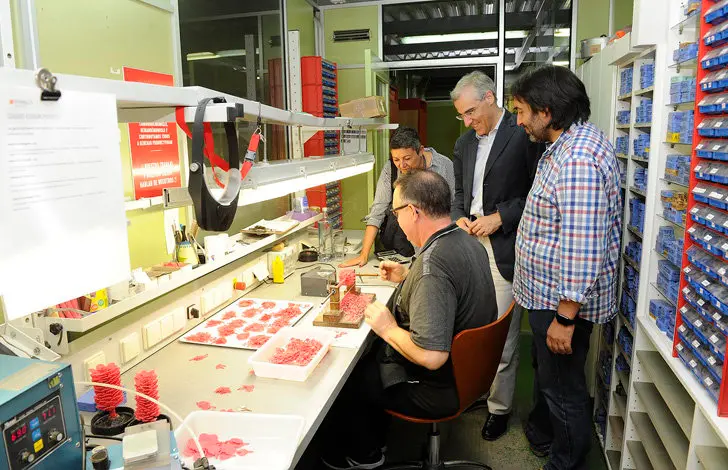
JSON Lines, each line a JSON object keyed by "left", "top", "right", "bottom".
{"left": 513, "top": 122, "right": 622, "bottom": 324}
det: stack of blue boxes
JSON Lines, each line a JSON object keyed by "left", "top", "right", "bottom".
{"left": 621, "top": 290, "right": 636, "bottom": 327}
{"left": 620, "top": 68, "right": 633, "bottom": 96}
{"left": 625, "top": 265, "right": 639, "bottom": 299}
{"left": 655, "top": 226, "right": 684, "bottom": 267}
{"left": 665, "top": 154, "right": 691, "bottom": 185}
{"left": 670, "top": 76, "right": 697, "bottom": 104}
{"left": 667, "top": 110, "right": 695, "bottom": 144}
{"left": 616, "top": 136, "right": 629, "bottom": 155}
{"left": 625, "top": 240, "right": 642, "bottom": 265}
{"left": 661, "top": 189, "right": 688, "bottom": 226}
{"left": 650, "top": 299, "right": 676, "bottom": 338}
{"left": 640, "top": 62, "right": 655, "bottom": 89}
{"left": 657, "top": 259, "right": 681, "bottom": 304}
{"left": 673, "top": 41, "right": 699, "bottom": 64}
{"left": 634, "top": 167, "right": 648, "bottom": 191}
{"left": 618, "top": 326, "right": 634, "bottom": 357}
{"left": 629, "top": 197, "right": 646, "bottom": 233}
{"left": 616, "top": 110, "right": 631, "bottom": 125}
{"left": 633, "top": 134, "right": 651, "bottom": 158}
{"left": 615, "top": 355, "right": 630, "bottom": 376}
{"left": 635, "top": 97, "right": 653, "bottom": 123}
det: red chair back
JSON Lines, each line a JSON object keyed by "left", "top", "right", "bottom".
{"left": 451, "top": 302, "right": 514, "bottom": 413}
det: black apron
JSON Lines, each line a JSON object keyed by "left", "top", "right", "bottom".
{"left": 374, "top": 159, "right": 415, "bottom": 257}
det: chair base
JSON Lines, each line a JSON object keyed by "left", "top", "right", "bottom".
{"left": 382, "top": 423, "right": 492, "bottom": 470}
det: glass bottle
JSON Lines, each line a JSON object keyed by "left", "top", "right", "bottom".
{"left": 318, "top": 208, "right": 334, "bottom": 261}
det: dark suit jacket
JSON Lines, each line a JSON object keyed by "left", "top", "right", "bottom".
{"left": 451, "top": 110, "right": 543, "bottom": 282}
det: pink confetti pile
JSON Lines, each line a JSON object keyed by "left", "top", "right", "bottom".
{"left": 215, "top": 364, "right": 226, "bottom": 370}
{"left": 238, "top": 384, "right": 255, "bottom": 392}
{"left": 214, "top": 387, "right": 231, "bottom": 395}
{"left": 196, "top": 401, "right": 215, "bottom": 410}
{"left": 262, "top": 301, "right": 276, "bottom": 309}
{"left": 238, "top": 299, "right": 254, "bottom": 308}
{"left": 185, "top": 332, "right": 212, "bottom": 343}
{"left": 134, "top": 370, "right": 159, "bottom": 422}
{"left": 222, "top": 311, "right": 237, "bottom": 321}
{"left": 189, "top": 354, "right": 209, "bottom": 362}
{"left": 247, "top": 335, "right": 270, "bottom": 348}
{"left": 340, "top": 292, "right": 371, "bottom": 323}
{"left": 206, "top": 320, "right": 222, "bottom": 328}
{"left": 212, "top": 337, "right": 228, "bottom": 345}
{"left": 338, "top": 268, "right": 356, "bottom": 287}
{"left": 269, "top": 338, "right": 324, "bottom": 366}
{"left": 183, "top": 433, "right": 253, "bottom": 461}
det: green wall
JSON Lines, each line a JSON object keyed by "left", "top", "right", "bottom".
{"left": 286, "top": 0, "right": 315, "bottom": 57}
{"left": 324, "top": 5, "right": 381, "bottom": 230}
{"left": 426, "top": 102, "right": 461, "bottom": 159}
{"left": 576, "top": 0, "right": 610, "bottom": 45}
{"left": 613, "top": 0, "right": 634, "bottom": 32}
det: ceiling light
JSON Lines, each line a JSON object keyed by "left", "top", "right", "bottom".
{"left": 553, "top": 61, "right": 570, "bottom": 66}
{"left": 505, "top": 30, "right": 529, "bottom": 39}
{"left": 400, "top": 32, "right": 497, "bottom": 44}
{"left": 554, "top": 28, "right": 571, "bottom": 37}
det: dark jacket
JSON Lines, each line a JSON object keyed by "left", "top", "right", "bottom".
{"left": 451, "top": 110, "right": 543, "bottom": 281}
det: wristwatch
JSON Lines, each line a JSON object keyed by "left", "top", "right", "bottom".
{"left": 555, "top": 312, "right": 577, "bottom": 326}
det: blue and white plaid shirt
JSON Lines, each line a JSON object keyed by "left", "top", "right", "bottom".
{"left": 513, "top": 122, "right": 622, "bottom": 324}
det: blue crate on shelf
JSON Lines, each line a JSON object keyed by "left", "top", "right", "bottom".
{"left": 639, "top": 62, "right": 655, "bottom": 89}
{"left": 650, "top": 299, "right": 676, "bottom": 339}
{"left": 615, "top": 136, "right": 629, "bottom": 155}
{"left": 633, "top": 134, "right": 651, "bottom": 158}
{"left": 619, "top": 68, "right": 633, "bottom": 96}
{"left": 635, "top": 97, "right": 653, "bottom": 124}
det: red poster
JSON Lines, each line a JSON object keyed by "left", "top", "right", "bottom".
{"left": 123, "top": 67, "right": 181, "bottom": 199}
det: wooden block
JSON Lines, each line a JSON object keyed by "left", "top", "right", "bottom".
{"left": 313, "top": 293, "right": 376, "bottom": 329}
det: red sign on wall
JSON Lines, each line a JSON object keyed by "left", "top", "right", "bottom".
{"left": 123, "top": 67, "right": 181, "bottom": 200}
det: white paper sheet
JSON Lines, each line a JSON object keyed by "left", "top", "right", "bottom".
{"left": 0, "top": 87, "right": 130, "bottom": 320}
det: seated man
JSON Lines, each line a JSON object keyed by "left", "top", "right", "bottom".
{"left": 322, "top": 170, "right": 498, "bottom": 469}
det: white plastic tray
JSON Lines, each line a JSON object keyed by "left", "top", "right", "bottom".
{"left": 247, "top": 327, "right": 335, "bottom": 381}
{"left": 175, "top": 411, "right": 305, "bottom": 470}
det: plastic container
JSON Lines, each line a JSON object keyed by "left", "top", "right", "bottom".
{"left": 248, "top": 327, "right": 335, "bottom": 382}
{"left": 705, "top": 21, "right": 728, "bottom": 47}
{"left": 699, "top": 93, "right": 728, "bottom": 114}
{"left": 174, "top": 411, "right": 305, "bottom": 470}
{"left": 705, "top": 0, "right": 728, "bottom": 24}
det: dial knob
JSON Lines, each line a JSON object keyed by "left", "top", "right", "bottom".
{"left": 21, "top": 451, "right": 35, "bottom": 463}
{"left": 49, "top": 430, "right": 64, "bottom": 442}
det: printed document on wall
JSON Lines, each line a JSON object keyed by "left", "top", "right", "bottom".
{"left": 0, "top": 87, "right": 130, "bottom": 320}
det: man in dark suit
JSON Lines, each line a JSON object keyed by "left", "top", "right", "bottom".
{"left": 450, "top": 70, "right": 542, "bottom": 441}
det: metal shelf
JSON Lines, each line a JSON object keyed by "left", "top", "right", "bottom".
{"left": 616, "top": 123, "right": 631, "bottom": 129}
{"left": 616, "top": 153, "right": 629, "bottom": 160}
{"left": 626, "top": 440, "right": 653, "bottom": 470}
{"left": 630, "top": 186, "right": 647, "bottom": 197}
{"left": 655, "top": 212, "right": 686, "bottom": 229}
{"left": 613, "top": 391, "right": 627, "bottom": 418}
{"left": 634, "top": 382, "right": 688, "bottom": 469}
{"left": 634, "top": 86, "right": 655, "bottom": 96}
{"left": 619, "top": 311, "right": 635, "bottom": 336}
{"left": 638, "top": 315, "right": 728, "bottom": 448}
{"left": 634, "top": 123, "right": 653, "bottom": 129}
{"left": 696, "top": 445, "right": 728, "bottom": 470}
{"left": 636, "top": 350, "right": 694, "bottom": 437}
{"left": 622, "top": 253, "right": 641, "bottom": 272}
{"left": 618, "top": 93, "right": 633, "bottom": 101}
{"left": 631, "top": 155, "right": 650, "bottom": 164}
{"left": 653, "top": 249, "right": 681, "bottom": 270}
{"left": 660, "top": 177, "right": 688, "bottom": 188}
{"left": 617, "top": 340, "right": 632, "bottom": 366}
{"left": 671, "top": 13, "right": 698, "bottom": 33}
{"left": 630, "top": 412, "right": 676, "bottom": 470}
{"left": 627, "top": 225, "right": 644, "bottom": 239}
{"left": 36, "top": 214, "right": 323, "bottom": 333}
{"left": 609, "top": 415, "right": 625, "bottom": 445}
{"left": 668, "top": 58, "right": 697, "bottom": 70}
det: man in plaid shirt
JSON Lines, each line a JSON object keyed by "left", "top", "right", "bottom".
{"left": 511, "top": 66, "right": 622, "bottom": 470}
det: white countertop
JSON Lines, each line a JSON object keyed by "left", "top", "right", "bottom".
{"left": 117, "top": 261, "right": 395, "bottom": 468}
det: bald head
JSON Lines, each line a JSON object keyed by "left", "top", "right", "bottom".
{"left": 394, "top": 169, "right": 451, "bottom": 219}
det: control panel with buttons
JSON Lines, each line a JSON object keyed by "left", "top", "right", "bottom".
{"left": 3, "top": 392, "right": 67, "bottom": 470}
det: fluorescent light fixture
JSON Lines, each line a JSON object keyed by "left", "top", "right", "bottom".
{"left": 400, "top": 32, "right": 497, "bottom": 44}
{"left": 553, "top": 61, "right": 570, "bottom": 66}
{"left": 186, "top": 49, "right": 260, "bottom": 62}
{"left": 505, "top": 30, "right": 529, "bottom": 39}
{"left": 162, "top": 154, "right": 375, "bottom": 208}
{"left": 554, "top": 28, "right": 571, "bottom": 38}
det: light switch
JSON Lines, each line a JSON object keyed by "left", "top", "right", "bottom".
{"left": 172, "top": 308, "right": 186, "bottom": 332}
{"left": 120, "top": 333, "right": 140, "bottom": 363}
{"left": 84, "top": 351, "right": 107, "bottom": 381}
{"left": 160, "top": 314, "right": 174, "bottom": 338}
{"left": 242, "top": 269, "right": 254, "bottom": 287}
{"left": 143, "top": 321, "right": 162, "bottom": 350}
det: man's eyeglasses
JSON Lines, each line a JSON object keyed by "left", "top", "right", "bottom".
{"left": 455, "top": 99, "right": 483, "bottom": 121}
{"left": 390, "top": 203, "right": 416, "bottom": 219}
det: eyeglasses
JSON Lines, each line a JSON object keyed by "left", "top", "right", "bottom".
{"left": 390, "top": 203, "right": 417, "bottom": 219}
{"left": 455, "top": 98, "right": 483, "bottom": 121}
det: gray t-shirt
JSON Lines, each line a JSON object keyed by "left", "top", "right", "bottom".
{"left": 366, "top": 148, "right": 455, "bottom": 229}
{"left": 379, "top": 224, "right": 498, "bottom": 389}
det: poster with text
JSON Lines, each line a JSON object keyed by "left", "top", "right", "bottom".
{"left": 123, "top": 67, "right": 181, "bottom": 200}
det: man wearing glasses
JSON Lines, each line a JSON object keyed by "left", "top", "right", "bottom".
{"left": 450, "top": 71, "right": 542, "bottom": 442}
{"left": 322, "top": 170, "right": 496, "bottom": 469}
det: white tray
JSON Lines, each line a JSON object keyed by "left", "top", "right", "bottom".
{"left": 175, "top": 411, "right": 305, "bottom": 470}
{"left": 248, "top": 327, "right": 335, "bottom": 381}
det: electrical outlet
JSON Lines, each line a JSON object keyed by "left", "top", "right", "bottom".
{"left": 187, "top": 304, "right": 200, "bottom": 319}
{"left": 142, "top": 321, "right": 162, "bottom": 350}
{"left": 160, "top": 314, "right": 174, "bottom": 338}
{"left": 120, "top": 333, "right": 140, "bottom": 363}
{"left": 84, "top": 351, "right": 107, "bottom": 381}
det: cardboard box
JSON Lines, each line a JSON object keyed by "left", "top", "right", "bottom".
{"left": 339, "top": 96, "right": 388, "bottom": 118}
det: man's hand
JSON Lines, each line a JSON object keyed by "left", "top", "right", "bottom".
{"left": 546, "top": 318, "right": 575, "bottom": 355}
{"left": 339, "top": 254, "right": 368, "bottom": 268}
{"left": 379, "top": 260, "right": 408, "bottom": 283}
{"left": 365, "top": 301, "right": 398, "bottom": 339}
{"left": 456, "top": 217, "right": 473, "bottom": 234}
{"left": 470, "top": 213, "right": 503, "bottom": 237}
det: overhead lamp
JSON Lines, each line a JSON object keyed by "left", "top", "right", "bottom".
{"left": 400, "top": 32, "right": 498, "bottom": 44}
{"left": 553, "top": 61, "right": 570, "bottom": 66}
{"left": 505, "top": 30, "right": 529, "bottom": 39}
{"left": 554, "top": 28, "right": 571, "bottom": 37}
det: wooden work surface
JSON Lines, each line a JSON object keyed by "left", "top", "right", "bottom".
{"left": 114, "top": 261, "right": 394, "bottom": 469}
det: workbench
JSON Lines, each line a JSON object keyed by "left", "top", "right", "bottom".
{"left": 115, "top": 261, "right": 395, "bottom": 468}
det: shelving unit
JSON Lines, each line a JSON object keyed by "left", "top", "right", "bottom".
{"left": 585, "top": 2, "right": 728, "bottom": 469}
